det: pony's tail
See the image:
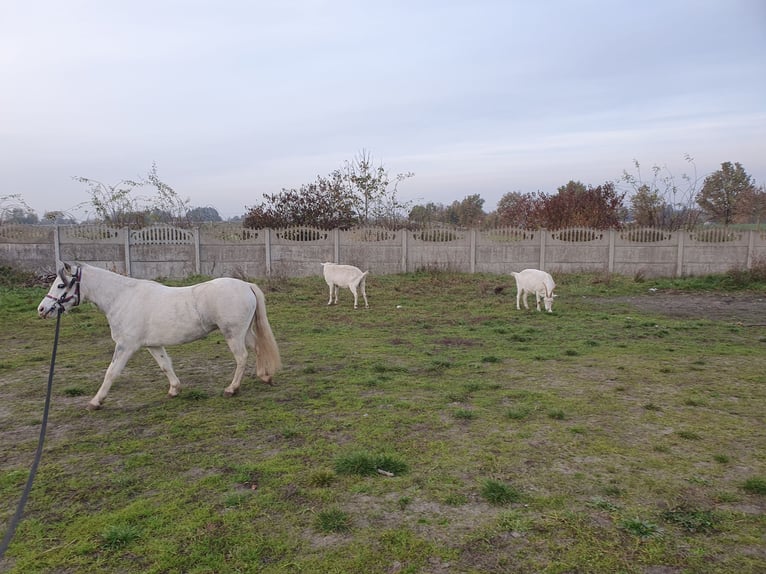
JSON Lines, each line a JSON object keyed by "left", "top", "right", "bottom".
{"left": 249, "top": 283, "right": 282, "bottom": 383}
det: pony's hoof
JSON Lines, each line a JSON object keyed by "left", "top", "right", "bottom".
{"left": 86, "top": 402, "right": 102, "bottom": 411}
{"left": 223, "top": 389, "right": 237, "bottom": 397}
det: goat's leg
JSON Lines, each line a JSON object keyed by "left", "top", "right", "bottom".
{"left": 147, "top": 346, "right": 182, "bottom": 397}
{"left": 535, "top": 292, "right": 542, "bottom": 311}
{"left": 327, "top": 283, "right": 334, "bottom": 305}
{"left": 88, "top": 343, "right": 136, "bottom": 410}
{"left": 350, "top": 285, "right": 359, "bottom": 308}
{"left": 360, "top": 281, "right": 368, "bottom": 308}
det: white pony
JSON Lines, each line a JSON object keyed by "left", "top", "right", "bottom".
{"left": 38, "top": 262, "right": 281, "bottom": 410}
{"left": 321, "top": 262, "right": 369, "bottom": 309}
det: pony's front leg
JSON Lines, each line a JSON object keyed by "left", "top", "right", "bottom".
{"left": 88, "top": 344, "right": 136, "bottom": 410}
{"left": 146, "top": 346, "right": 182, "bottom": 398}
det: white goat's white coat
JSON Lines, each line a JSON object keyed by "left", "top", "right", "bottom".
{"left": 510, "top": 269, "right": 556, "bottom": 312}
{"left": 322, "top": 262, "right": 369, "bottom": 308}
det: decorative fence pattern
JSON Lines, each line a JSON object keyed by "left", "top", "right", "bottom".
{"left": 1, "top": 223, "right": 764, "bottom": 280}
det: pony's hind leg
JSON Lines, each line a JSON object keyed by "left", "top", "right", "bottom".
{"left": 222, "top": 336, "right": 249, "bottom": 396}
{"left": 147, "top": 346, "right": 182, "bottom": 398}
{"left": 88, "top": 343, "right": 136, "bottom": 410}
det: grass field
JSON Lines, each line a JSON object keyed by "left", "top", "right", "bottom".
{"left": 1, "top": 268, "right": 765, "bottom": 573}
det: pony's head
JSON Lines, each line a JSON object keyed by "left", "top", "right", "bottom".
{"left": 38, "top": 262, "right": 82, "bottom": 318}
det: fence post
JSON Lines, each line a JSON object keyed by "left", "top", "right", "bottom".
{"left": 746, "top": 230, "right": 755, "bottom": 269}
{"left": 401, "top": 229, "right": 408, "bottom": 273}
{"left": 53, "top": 225, "right": 61, "bottom": 265}
{"left": 608, "top": 229, "right": 616, "bottom": 273}
{"left": 675, "top": 231, "right": 685, "bottom": 277}
{"left": 470, "top": 229, "right": 477, "bottom": 273}
{"left": 539, "top": 229, "right": 547, "bottom": 270}
{"left": 265, "top": 228, "right": 272, "bottom": 276}
{"left": 123, "top": 227, "right": 131, "bottom": 277}
{"left": 333, "top": 228, "right": 340, "bottom": 263}
{"left": 193, "top": 228, "right": 201, "bottom": 275}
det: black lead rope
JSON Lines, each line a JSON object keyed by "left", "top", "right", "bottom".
{"left": 0, "top": 307, "right": 63, "bottom": 560}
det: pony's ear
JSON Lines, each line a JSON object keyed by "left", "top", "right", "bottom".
{"left": 57, "top": 261, "right": 72, "bottom": 281}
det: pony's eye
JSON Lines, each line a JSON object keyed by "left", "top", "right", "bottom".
{"left": 58, "top": 283, "right": 66, "bottom": 289}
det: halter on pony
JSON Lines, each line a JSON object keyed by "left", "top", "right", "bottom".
{"left": 46, "top": 265, "right": 82, "bottom": 312}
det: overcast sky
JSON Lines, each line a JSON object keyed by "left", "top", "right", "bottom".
{"left": 2, "top": 0, "right": 765, "bottom": 220}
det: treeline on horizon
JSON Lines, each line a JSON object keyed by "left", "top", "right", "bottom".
{"left": 2, "top": 153, "right": 765, "bottom": 232}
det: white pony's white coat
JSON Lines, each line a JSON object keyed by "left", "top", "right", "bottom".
{"left": 321, "top": 262, "right": 369, "bottom": 308}
{"left": 510, "top": 269, "right": 557, "bottom": 313}
{"left": 38, "top": 262, "right": 281, "bottom": 409}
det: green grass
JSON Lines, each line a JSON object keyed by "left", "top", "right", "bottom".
{"left": 0, "top": 270, "right": 765, "bottom": 573}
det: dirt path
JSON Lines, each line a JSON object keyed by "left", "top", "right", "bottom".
{"left": 607, "top": 291, "right": 766, "bottom": 324}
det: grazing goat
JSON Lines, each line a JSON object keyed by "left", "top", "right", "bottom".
{"left": 321, "top": 262, "right": 369, "bottom": 309}
{"left": 510, "top": 269, "right": 556, "bottom": 313}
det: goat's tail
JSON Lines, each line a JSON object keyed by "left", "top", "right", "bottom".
{"left": 249, "top": 283, "right": 282, "bottom": 383}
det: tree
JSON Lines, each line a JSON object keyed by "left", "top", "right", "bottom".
{"left": 74, "top": 162, "right": 189, "bottom": 227}
{"left": 532, "top": 181, "right": 625, "bottom": 229}
{"left": 696, "top": 162, "right": 757, "bottom": 225}
{"left": 244, "top": 171, "right": 357, "bottom": 229}
{"left": 621, "top": 156, "right": 703, "bottom": 230}
{"left": 1, "top": 194, "right": 37, "bottom": 224}
{"left": 495, "top": 191, "right": 536, "bottom": 228}
{"left": 734, "top": 184, "right": 766, "bottom": 225}
{"left": 187, "top": 206, "right": 222, "bottom": 224}
{"left": 43, "top": 211, "right": 78, "bottom": 225}
{"left": 446, "top": 194, "right": 485, "bottom": 227}
{"left": 408, "top": 202, "right": 447, "bottom": 227}
{"left": 630, "top": 184, "right": 664, "bottom": 227}
{"left": 244, "top": 150, "right": 413, "bottom": 229}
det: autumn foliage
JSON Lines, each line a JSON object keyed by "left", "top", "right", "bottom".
{"left": 496, "top": 181, "right": 626, "bottom": 230}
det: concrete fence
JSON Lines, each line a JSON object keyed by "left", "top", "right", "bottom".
{"left": 1, "top": 223, "right": 764, "bottom": 280}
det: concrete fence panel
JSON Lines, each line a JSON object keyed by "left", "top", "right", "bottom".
{"left": 339, "top": 227, "right": 402, "bottom": 275}
{"left": 545, "top": 228, "right": 611, "bottom": 274}
{"left": 476, "top": 228, "right": 540, "bottom": 275}
{"left": 0, "top": 225, "right": 55, "bottom": 271}
{"left": 1, "top": 223, "right": 764, "bottom": 280}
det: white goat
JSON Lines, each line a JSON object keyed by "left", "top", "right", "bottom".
{"left": 321, "top": 262, "right": 369, "bottom": 309}
{"left": 510, "top": 269, "right": 556, "bottom": 313}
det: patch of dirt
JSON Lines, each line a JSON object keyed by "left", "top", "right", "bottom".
{"left": 607, "top": 292, "right": 766, "bottom": 324}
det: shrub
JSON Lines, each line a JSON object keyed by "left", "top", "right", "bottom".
{"left": 619, "top": 517, "right": 662, "bottom": 538}
{"left": 335, "top": 452, "right": 408, "bottom": 476}
{"left": 743, "top": 477, "right": 766, "bottom": 495}
{"left": 480, "top": 479, "right": 522, "bottom": 505}
{"left": 101, "top": 524, "right": 140, "bottom": 549}
{"left": 661, "top": 506, "right": 718, "bottom": 533}
{"left": 314, "top": 508, "right": 352, "bottom": 533}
